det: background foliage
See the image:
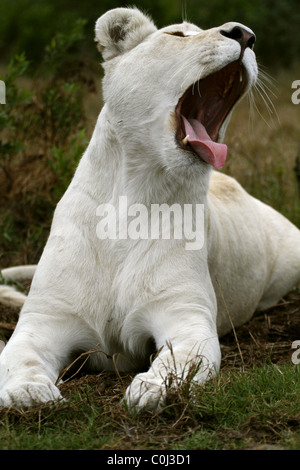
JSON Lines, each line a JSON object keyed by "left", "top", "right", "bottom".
{"left": 0, "top": 18, "right": 92, "bottom": 265}
{"left": 0, "top": 0, "right": 300, "bottom": 67}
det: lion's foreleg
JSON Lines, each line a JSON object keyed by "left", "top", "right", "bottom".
{"left": 125, "top": 307, "right": 221, "bottom": 412}
{"left": 0, "top": 311, "right": 91, "bottom": 407}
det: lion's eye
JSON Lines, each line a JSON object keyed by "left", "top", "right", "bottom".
{"left": 165, "top": 31, "right": 186, "bottom": 37}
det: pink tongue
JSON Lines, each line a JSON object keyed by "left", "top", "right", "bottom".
{"left": 181, "top": 116, "right": 227, "bottom": 169}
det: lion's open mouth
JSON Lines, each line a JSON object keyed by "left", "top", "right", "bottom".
{"left": 175, "top": 61, "right": 248, "bottom": 169}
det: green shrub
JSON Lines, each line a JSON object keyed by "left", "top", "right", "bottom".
{"left": 0, "top": 19, "right": 92, "bottom": 267}
{"left": 0, "top": 0, "right": 299, "bottom": 67}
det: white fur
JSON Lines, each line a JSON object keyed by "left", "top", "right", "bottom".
{"left": 1, "top": 265, "right": 36, "bottom": 282}
{"left": 0, "top": 286, "right": 27, "bottom": 308}
{"left": 0, "top": 266, "right": 36, "bottom": 309}
{"left": 0, "top": 8, "right": 299, "bottom": 411}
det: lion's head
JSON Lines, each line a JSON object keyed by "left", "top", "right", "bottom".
{"left": 95, "top": 8, "right": 257, "bottom": 173}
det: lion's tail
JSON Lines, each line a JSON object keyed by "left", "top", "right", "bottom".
{"left": 0, "top": 285, "right": 27, "bottom": 308}
{"left": 0, "top": 265, "right": 36, "bottom": 308}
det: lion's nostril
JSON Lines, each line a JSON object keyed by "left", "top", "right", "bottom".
{"left": 221, "top": 25, "right": 256, "bottom": 59}
{"left": 227, "top": 27, "right": 243, "bottom": 41}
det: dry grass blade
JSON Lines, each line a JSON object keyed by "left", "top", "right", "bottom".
{"left": 57, "top": 347, "right": 112, "bottom": 384}
{"left": 215, "top": 277, "right": 245, "bottom": 370}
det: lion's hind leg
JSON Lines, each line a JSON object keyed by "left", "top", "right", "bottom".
{"left": 258, "top": 210, "right": 300, "bottom": 311}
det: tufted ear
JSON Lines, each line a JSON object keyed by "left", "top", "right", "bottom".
{"left": 95, "top": 7, "right": 157, "bottom": 61}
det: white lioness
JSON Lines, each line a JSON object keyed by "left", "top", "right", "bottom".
{"left": 0, "top": 7, "right": 300, "bottom": 412}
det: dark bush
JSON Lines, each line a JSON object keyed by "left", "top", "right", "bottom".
{"left": 0, "top": 0, "right": 299, "bottom": 68}
{"left": 0, "top": 19, "right": 94, "bottom": 266}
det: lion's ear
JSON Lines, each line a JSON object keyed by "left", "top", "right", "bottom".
{"left": 95, "top": 8, "right": 157, "bottom": 61}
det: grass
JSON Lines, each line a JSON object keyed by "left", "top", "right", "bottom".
{"left": 176, "top": 365, "right": 300, "bottom": 450}
{"left": 0, "top": 365, "right": 299, "bottom": 450}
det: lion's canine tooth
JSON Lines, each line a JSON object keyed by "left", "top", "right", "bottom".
{"left": 239, "top": 69, "right": 243, "bottom": 82}
{"left": 182, "top": 135, "right": 189, "bottom": 145}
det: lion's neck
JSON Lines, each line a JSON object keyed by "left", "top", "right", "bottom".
{"left": 83, "top": 104, "right": 211, "bottom": 206}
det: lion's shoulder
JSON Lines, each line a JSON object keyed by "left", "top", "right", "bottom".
{"left": 208, "top": 171, "right": 245, "bottom": 202}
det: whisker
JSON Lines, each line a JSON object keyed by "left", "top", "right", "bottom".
{"left": 251, "top": 88, "right": 275, "bottom": 129}
{"left": 247, "top": 90, "right": 256, "bottom": 132}
{"left": 254, "top": 86, "right": 274, "bottom": 120}
{"left": 181, "top": 0, "right": 189, "bottom": 23}
{"left": 257, "top": 66, "right": 279, "bottom": 101}
{"left": 248, "top": 66, "right": 280, "bottom": 127}
{"left": 257, "top": 77, "right": 277, "bottom": 99}
{"left": 255, "top": 81, "right": 280, "bottom": 125}
{"left": 257, "top": 63, "right": 276, "bottom": 82}
{"left": 255, "top": 82, "right": 275, "bottom": 116}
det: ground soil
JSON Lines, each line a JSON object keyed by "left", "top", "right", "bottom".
{"left": 220, "top": 290, "right": 300, "bottom": 369}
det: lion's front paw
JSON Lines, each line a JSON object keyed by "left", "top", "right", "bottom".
{"left": 0, "top": 379, "right": 63, "bottom": 408}
{"left": 125, "top": 371, "right": 167, "bottom": 413}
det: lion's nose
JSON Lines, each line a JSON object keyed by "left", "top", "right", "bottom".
{"left": 220, "top": 24, "right": 256, "bottom": 59}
